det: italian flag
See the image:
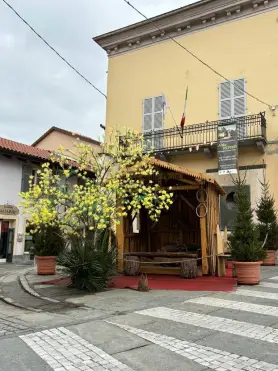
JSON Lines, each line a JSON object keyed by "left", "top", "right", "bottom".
{"left": 180, "top": 86, "right": 188, "bottom": 129}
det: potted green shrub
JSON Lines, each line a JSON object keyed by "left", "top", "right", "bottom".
{"left": 229, "top": 175, "right": 266, "bottom": 285}
{"left": 31, "top": 226, "right": 65, "bottom": 275}
{"left": 256, "top": 180, "right": 278, "bottom": 266}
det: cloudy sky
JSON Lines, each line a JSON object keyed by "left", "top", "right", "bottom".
{"left": 0, "top": 0, "right": 192, "bottom": 144}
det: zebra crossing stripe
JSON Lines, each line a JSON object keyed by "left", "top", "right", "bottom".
{"left": 186, "top": 297, "right": 278, "bottom": 316}
{"left": 260, "top": 282, "right": 278, "bottom": 289}
{"left": 269, "top": 276, "right": 278, "bottom": 280}
{"left": 20, "top": 327, "right": 133, "bottom": 370}
{"left": 135, "top": 306, "right": 278, "bottom": 343}
{"left": 107, "top": 321, "right": 278, "bottom": 371}
{"left": 234, "top": 289, "right": 278, "bottom": 300}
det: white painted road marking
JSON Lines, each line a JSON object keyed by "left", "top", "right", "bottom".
{"left": 269, "top": 276, "right": 278, "bottom": 280}
{"left": 260, "top": 282, "right": 278, "bottom": 289}
{"left": 107, "top": 321, "right": 278, "bottom": 371}
{"left": 187, "top": 297, "right": 278, "bottom": 316}
{"left": 20, "top": 327, "right": 133, "bottom": 370}
{"left": 234, "top": 289, "right": 278, "bottom": 300}
{"left": 136, "top": 306, "right": 278, "bottom": 343}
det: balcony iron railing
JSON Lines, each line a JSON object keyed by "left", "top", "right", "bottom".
{"left": 121, "top": 113, "right": 266, "bottom": 154}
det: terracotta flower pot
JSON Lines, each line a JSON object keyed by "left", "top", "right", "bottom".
{"left": 36, "top": 256, "right": 57, "bottom": 275}
{"left": 262, "top": 250, "right": 276, "bottom": 266}
{"left": 233, "top": 261, "right": 262, "bottom": 285}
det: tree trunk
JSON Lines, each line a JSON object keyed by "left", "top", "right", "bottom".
{"left": 180, "top": 259, "right": 197, "bottom": 279}
{"left": 124, "top": 256, "right": 140, "bottom": 276}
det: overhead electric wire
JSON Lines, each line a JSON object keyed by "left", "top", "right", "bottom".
{"left": 123, "top": 0, "right": 273, "bottom": 108}
{"left": 2, "top": 0, "right": 107, "bottom": 99}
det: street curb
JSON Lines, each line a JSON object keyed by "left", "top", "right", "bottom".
{"left": 19, "top": 273, "right": 61, "bottom": 304}
{"left": 0, "top": 275, "right": 42, "bottom": 312}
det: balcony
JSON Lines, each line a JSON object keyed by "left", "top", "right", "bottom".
{"left": 123, "top": 113, "right": 267, "bottom": 156}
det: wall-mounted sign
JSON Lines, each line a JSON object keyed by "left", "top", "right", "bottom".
{"left": 0, "top": 205, "right": 19, "bottom": 216}
{"left": 17, "top": 233, "right": 23, "bottom": 242}
{"left": 218, "top": 121, "right": 238, "bottom": 175}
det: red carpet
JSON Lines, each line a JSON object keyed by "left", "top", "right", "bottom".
{"left": 109, "top": 262, "right": 236, "bottom": 292}
{"left": 40, "top": 263, "right": 236, "bottom": 292}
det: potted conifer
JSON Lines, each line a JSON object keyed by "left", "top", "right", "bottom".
{"left": 229, "top": 175, "right": 266, "bottom": 285}
{"left": 256, "top": 180, "right": 278, "bottom": 266}
{"left": 31, "top": 226, "right": 65, "bottom": 275}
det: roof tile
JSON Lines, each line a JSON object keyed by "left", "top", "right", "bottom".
{"left": 0, "top": 137, "right": 50, "bottom": 160}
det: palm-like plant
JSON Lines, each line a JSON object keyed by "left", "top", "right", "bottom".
{"left": 58, "top": 229, "right": 117, "bottom": 292}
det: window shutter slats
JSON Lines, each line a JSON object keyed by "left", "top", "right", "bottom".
{"left": 220, "top": 82, "right": 231, "bottom": 100}
{"left": 234, "top": 96, "right": 245, "bottom": 116}
{"left": 143, "top": 98, "right": 153, "bottom": 133}
{"left": 143, "top": 95, "right": 164, "bottom": 151}
{"left": 154, "top": 96, "right": 163, "bottom": 113}
{"left": 220, "top": 100, "right": 232, "bottom": 119}
{"left": 143, "top": 114, "right": 152, "bottom": 132}
{"left": 219, "top": 82, "right": 232, "bottom": 119}
{"left": 234, "top": 78, "right": 245, "bottom": 98}
{"left": 143, "top": 98, "right": 152, "bottom": 114}
{"left": 154, "top": 112, "right": 163, "bottom": 130}
{"left": 219, "top": 78, "right": 246, "bottom": 124}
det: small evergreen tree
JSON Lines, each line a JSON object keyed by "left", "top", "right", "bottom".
{"left": 229, "top": 175, "right": 266, "bottom": 262}
{"left": 256, "top": 179, "right": 278, "bottom": 251}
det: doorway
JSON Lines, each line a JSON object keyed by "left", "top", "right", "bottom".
{"left": 0, "top": 221, "right": 14, "bottom": 262}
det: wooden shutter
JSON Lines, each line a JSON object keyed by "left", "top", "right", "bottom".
{"left": 233, "top": 78, "right": 246, "bottom": 139}
{"left": 143, "top": 98, "right": 153, "bottom": 151}
{"left": 21, "top": 165, "right": 33, "bottom": 192}
{"left": 153, "top": 96, "right": 163, "bottom": 150}
{"left": 219, "top": 81, "right": 232, "bottom": 120}
{"left": 143, "top": 95, "right": 164, "bottom": 150}
{"left": 219, "top": 78, "right": 246, "bottom": 138}
{"left": 233, "top": 78, "right": 245, "bottom": 117}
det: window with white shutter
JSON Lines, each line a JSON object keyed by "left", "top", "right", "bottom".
{"left": 219, "top": 78, "right": 246, "bottom": 139}
{"left": 143, "top": 95, "right": 164, "bottom": 151}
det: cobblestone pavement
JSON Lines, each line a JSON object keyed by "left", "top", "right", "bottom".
{"left": 0, "top": 315, "right": 33, "bottom": 337}
{"left": 3, "top": 266, "right": 278, "bottom": 369}
{"left": 20, "top": 328, "right": 133, "bottom": 371}
{"left": 107, "top": 321, "right": 278, "bottom": 371}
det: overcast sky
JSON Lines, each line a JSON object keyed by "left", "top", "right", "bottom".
{"left": 0, "top": 0, "right": 193, "bottom": 144}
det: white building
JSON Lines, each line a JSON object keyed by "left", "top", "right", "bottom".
{"left": 0, "top": 130, "right": 100, "bottom": 264}
{"left": 0, "top": 137, "right": 51, "bottom": 263}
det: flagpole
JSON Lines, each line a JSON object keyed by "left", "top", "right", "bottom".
{"left": 180, "top": 86, "right": 188, "bottom": 139}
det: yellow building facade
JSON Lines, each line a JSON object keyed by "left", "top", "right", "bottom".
{"left": 94, "top": 0, "right": 278, "bottom": 228}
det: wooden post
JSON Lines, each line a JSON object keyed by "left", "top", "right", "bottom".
{"left": 223, "top": 226, "right": 228, "bottom": 253}
{"left": 116, "top": 217, "right": 125, "bottom": 271}
{"left": 200, "top": 187, "right": 209, "bottom": 275}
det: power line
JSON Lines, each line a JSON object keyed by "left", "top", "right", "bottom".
{"left": 2, "top": 0, "right": 107, "bottom": 99}
{"left": 123, "top": 0, "right": 273, "bottom": 108}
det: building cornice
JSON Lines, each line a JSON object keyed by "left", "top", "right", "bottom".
{"left": 93, "top": 0, "right": 278, "bottom": 56}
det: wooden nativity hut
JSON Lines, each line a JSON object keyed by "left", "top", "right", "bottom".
{"left": 117, "top": 159, "right": 225, "bottom": 277}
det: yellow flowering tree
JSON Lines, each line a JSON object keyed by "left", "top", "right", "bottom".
{"left": 20, "top": 131, "right": 173, "bottom": 241}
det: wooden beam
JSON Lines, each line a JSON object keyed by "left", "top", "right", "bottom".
{"left": 116, "top": 217, "right": 125, "bottom": 272}
{"left": 178, "top": 178, "right": 200, "bottom": 185}
{"left": 199, "top": 189, "right": 209, "bottom": 275}
{"left": 162, "top": 185, "right": 199, "bottom": 191}
{"left": 163, "top": 172, "right": 201, "bottom": 184}
{"left": 180, "top": 195, "right": 195, "bottom": 211}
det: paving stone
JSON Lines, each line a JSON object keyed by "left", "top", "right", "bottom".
{"left": 20, "top": 327, "right": 134, "bottom": 370}
{"left": 136, "top": 306, "right": 278, "bottom": 344}
{"left": 108, "top": 321, "right": 278, "bottom": 371}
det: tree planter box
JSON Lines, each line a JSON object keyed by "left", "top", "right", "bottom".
{"left": 36, "top": 256, "right": 57, "bottom": 275}
{"left": 262, "top": 250, "right": 276, "bottom": 266}
{"left": 233, "top": 261, "right": 262, "bottom": 285}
